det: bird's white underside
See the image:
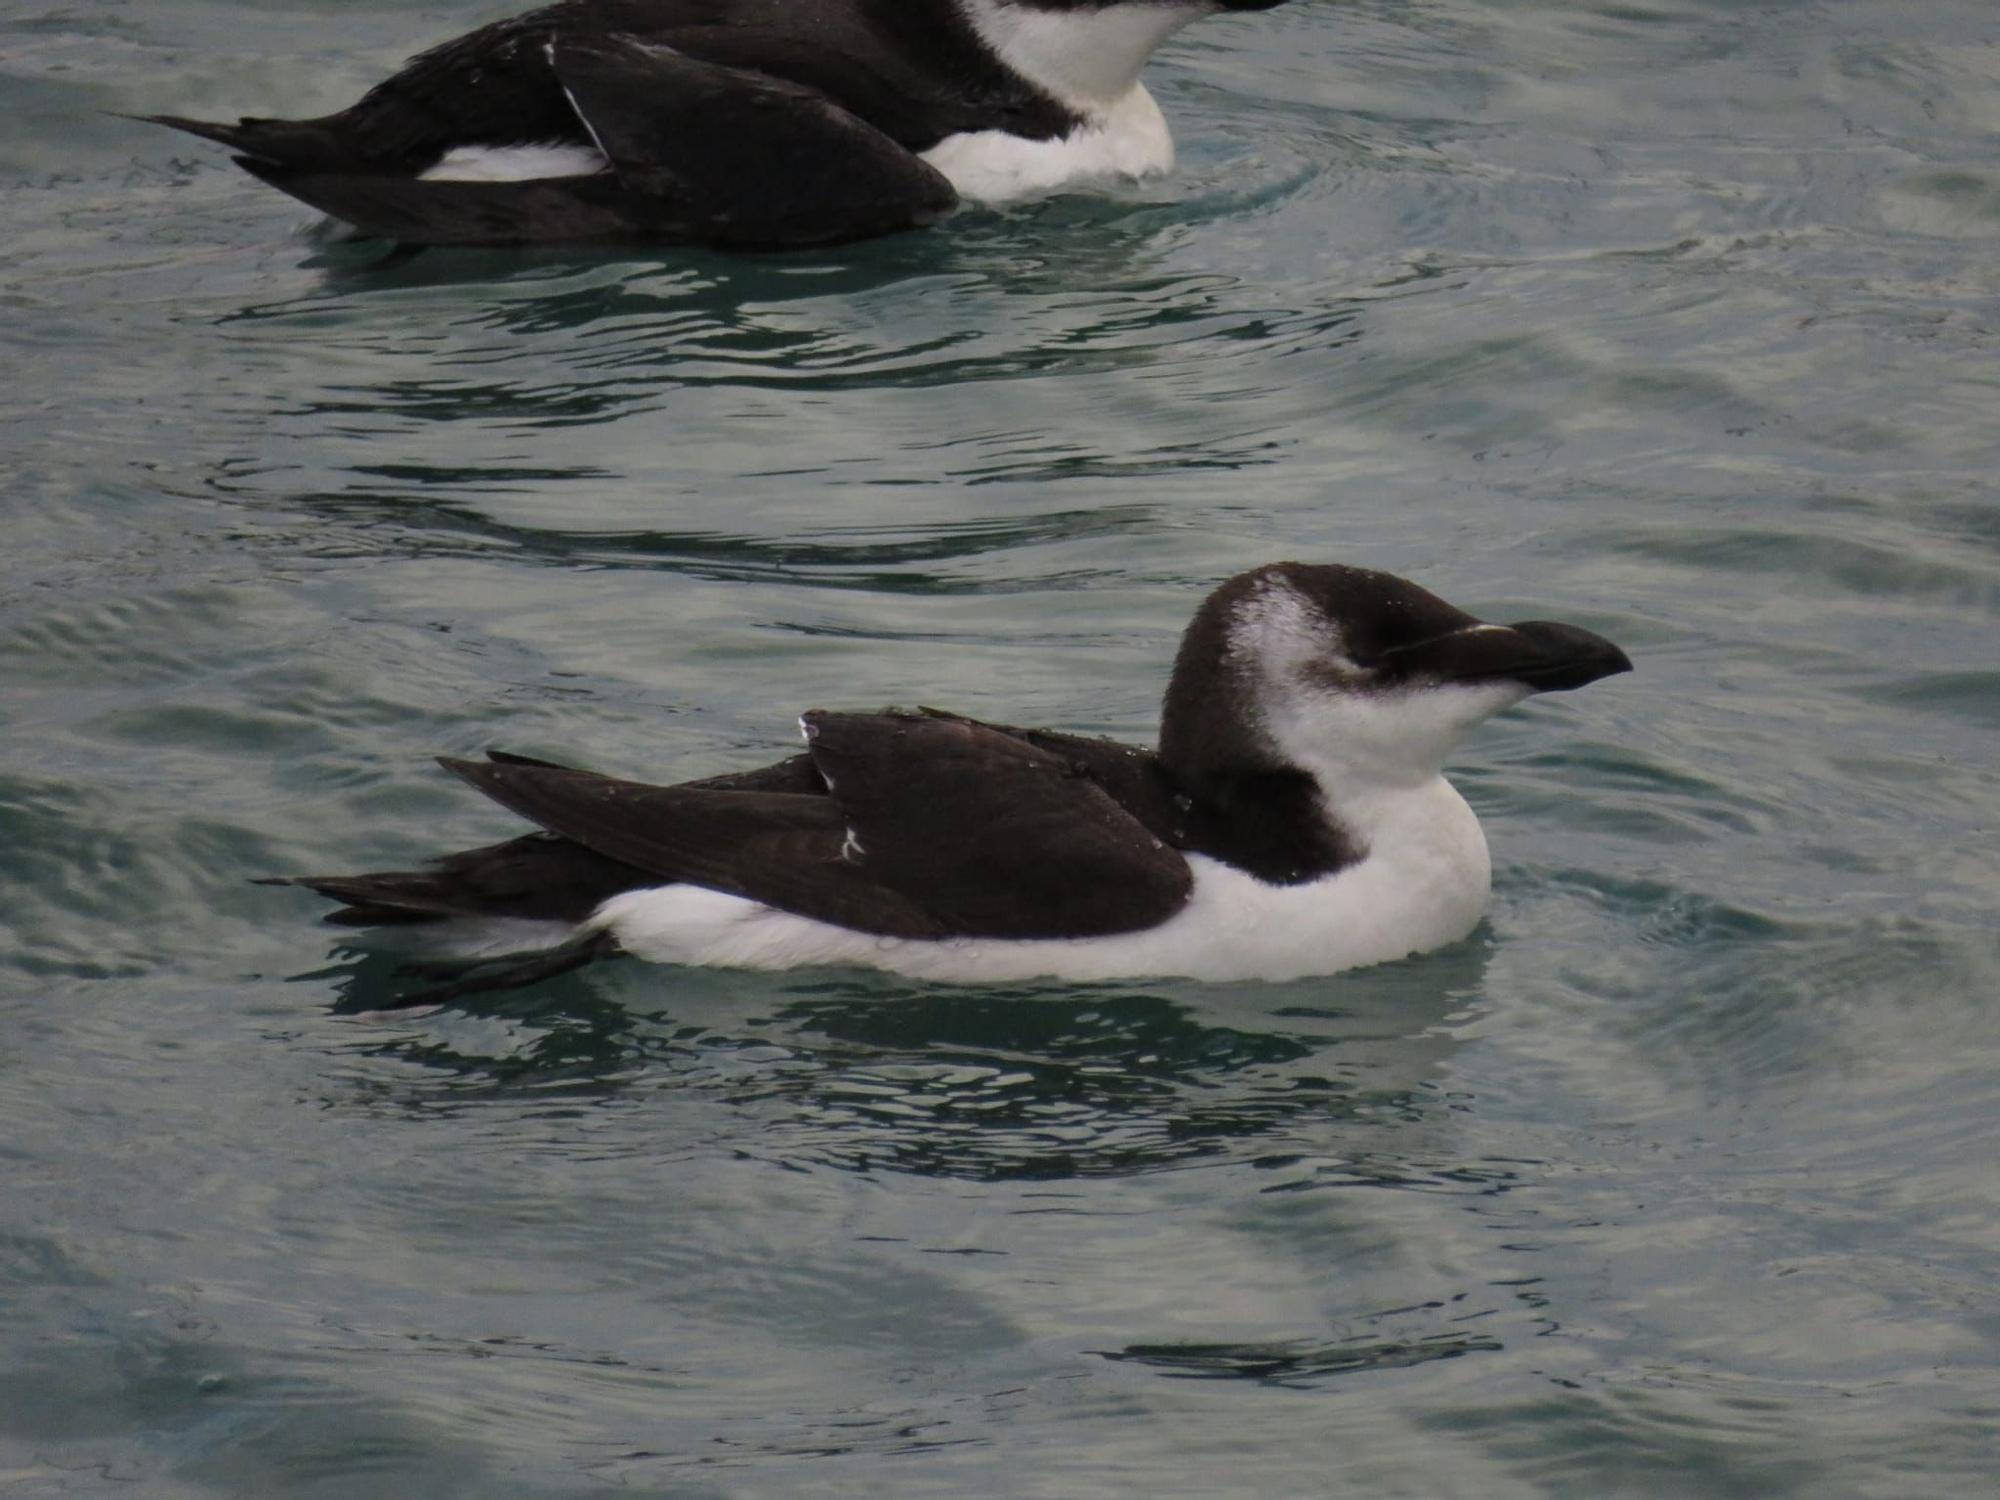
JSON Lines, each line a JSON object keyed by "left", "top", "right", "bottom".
{"left": 420, "top": 142, "right": 608, "bottom": 182}
{"left": 417, "top": 107, "right": 1173, "bottom": 204}
{"left": 920, "top": 85, "right": 1174, "bottom": 202}
{"left": 582, "top": 776, "right": 1491, "bottom": 985}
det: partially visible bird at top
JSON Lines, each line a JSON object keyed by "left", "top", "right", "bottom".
{"left": 140, "top": 0, "right": 1293, "bottom": 249}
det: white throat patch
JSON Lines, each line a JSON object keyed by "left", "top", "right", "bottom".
{"left": 1222, "top": 574, "right": 1535, "bottom": 826}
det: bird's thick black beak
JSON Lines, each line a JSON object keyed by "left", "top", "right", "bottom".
{"left": 1378, "top": 620, "right": 1633, "bottom": 694}
{"left": 1493, "top": 621, "right": 1634, "bottom": 692}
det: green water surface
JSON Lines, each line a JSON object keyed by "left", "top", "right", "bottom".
{"left": 3, "top": 1, "right": 1998, "bottom": 1494}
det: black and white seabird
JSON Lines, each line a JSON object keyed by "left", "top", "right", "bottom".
{"left": 142, "top": 0, "right": 1290, "bottom": 248}
{"left": 266, "top": 563, "right": 1631, "bottom": 999}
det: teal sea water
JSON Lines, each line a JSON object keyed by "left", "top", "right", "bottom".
{"left": 5, "top": 1, "right": 1999, "bottom": 1493}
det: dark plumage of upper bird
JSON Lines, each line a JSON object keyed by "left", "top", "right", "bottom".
{"left": 143, "top": 0, "right": 1291, "bottom": 248}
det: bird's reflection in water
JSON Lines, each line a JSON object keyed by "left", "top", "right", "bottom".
{"left": 303, "top": 931, "right": 1490, "bottom": 1183}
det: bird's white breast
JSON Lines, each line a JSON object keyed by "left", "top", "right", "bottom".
{"left": 587, "top": 776, "right": 1492, "bottom": 985}
{"left": 409, "top": 112, "right": 1167, "bottom": 202}
{"left": 920, "top": 84, "right": 1173, "bottom": 203}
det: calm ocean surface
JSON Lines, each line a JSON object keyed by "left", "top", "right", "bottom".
{"left": 5, "top": 1, "right": 1998, "bottom": 1494}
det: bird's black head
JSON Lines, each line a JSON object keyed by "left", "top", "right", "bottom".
{"left": 1159, "top": 562, "right": 1631, "bottom": 789}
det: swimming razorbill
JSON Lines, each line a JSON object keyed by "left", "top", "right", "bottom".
{"left": 265, "top": 563, "right": 1631, "bottom": 1000}
{"left": 142, "top": 0, "right": 1290, "bottom": 248}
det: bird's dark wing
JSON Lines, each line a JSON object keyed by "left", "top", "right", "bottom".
{"left": 331, "top": 0, "right": 611, "bottom": 165}
{"left": 544, "top": 35, "right": 957, "bottom": 246}
{"left": 436, "top": 754, "right": 953, "bottom": 937}
{"left": 261, "top": 746, "right": 830, "bottom": 926}
{"left": 679, "top": 751, "right": 827, "bottom": 795}
{"left": 144, "top": 3, "right": 606, "bottom": 173}
{"left": 914, "top": 710, "right": 1192, "bottom": 847}
{"left": 797, "top": 711, "right": 1194, "bottom": 938}
{"left": 168, "top": 34, "right": 957, "bottom": 248}
{"left": 265, "top": 0, "right": 1060, "bottom": 166}
{"left": 429, "top": 715, "right": 1193, "bottom": 941}
{"left": 269, "top": 709, "right": 1193, "bottom": 941}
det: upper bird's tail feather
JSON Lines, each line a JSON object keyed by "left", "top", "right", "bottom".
{"left": 133, "top": 112, "right": 257, "bottom": 153}
{"left": 235, "top": 160, "right": 643, "bottom": 246}
{"left": 257, "top": 825, "right": 651, "bottom": 927}
{"left": 131, "top": 112, "right": 366, "bottom": 171}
